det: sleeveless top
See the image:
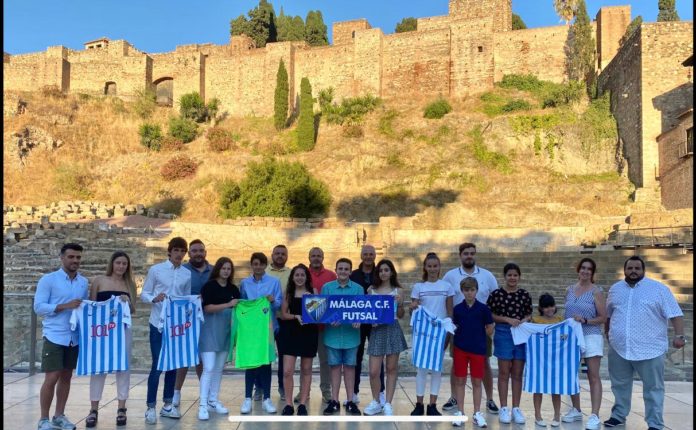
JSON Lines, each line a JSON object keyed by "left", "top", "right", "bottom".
{"left": 369, "top": 286, "right": 399, "bottom": 319}
{"left": 96, "top": 290, "right": 131, "bottom": 302}
{"left": 564, "top": 284, "right": 602, "bottom": 336}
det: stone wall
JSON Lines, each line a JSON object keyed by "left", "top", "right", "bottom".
{"left": 658, "top": 110, "right": 694, "bottom": 210}
{"left": 333, "top": 19, "right": 371, "bottom": 46}
{"left": 449, "top": 0, "right": 511, "bottom": 32}
{"left": 596, "top": 5, "right": 631, "bottom": 71}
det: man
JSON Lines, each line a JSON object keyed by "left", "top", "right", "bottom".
{"left": 141, "top": 237, "right": 192, "bottom": 425}
{"left": 441, "top": 243, "right": 499, "bottom": 414}
{"left": 34, "top": 243, "right": 89, "bottom": 430}
{"left": 172, "top": 239, "right": 213, "bottom": 407}
{"left": 308, "top": 247, "right": 337, "bottom": 403}
{"left": 349, "top": 244, "right": 385, "bottom": 405}
{"left": 267, "top": 244, "right": 290, "bottom": 401}
{"left": 603, "top": 256, "right": 685, "bottom": 430}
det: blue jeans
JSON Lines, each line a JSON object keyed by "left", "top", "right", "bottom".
{"left": 146, "top": 324, "right": 177, "bottom": 408}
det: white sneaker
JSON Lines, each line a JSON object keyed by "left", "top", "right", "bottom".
{"left": 208, "top": 400, "right": 229, "bottom": 414}
{"left": 550, "top": 420, "right": 560, "bottom": 427}
{"left": 37, "top": 418, "right": 53, "bottom": 430}
{"left": 262, "top": 398, "right": 277, "bottom": 414}
{"left": 562, "top": 407, "right": 583, "bottom": 422}
{"left": 364, "top": 400, "right": 383, "bottom": 415}
{"left": 473, "top": 411, "right": 488, "bottom": 428}
{"left": 51, "top": 415, "right": 76, "bottom": 430}
{"left": 145, "top": 407, "right": 157, "bottom": 424}
{"left": 379, "top": 391, "right": 386, "bottom": 406}
{"left": 452, "top": 411, "right": 465, "bottom": 427}
{"left": 160, "top": 405, "right": 181, "bottom": 419}
{"left": 383, "top": 403, "right": 393, "bottom": 416}
{"left": 535, "top": 418, "right": 547, "bottom": 427}
{"left": 512, "top": 407, "right": 526, "bottom": 424}
{"left": 172, "top": 390, "right": 181, "bottom": 407}
{"left": 585, "top": 413, "right": 601, "bottom": 430}
{"left": 499, "top": 407, "right": 511, "bottom": 424}
{"left": 198, "top": 405, "right": 209, "bottom": 421}
{"left": 241, "top": 398, "right": 252, "bottom": 414}
{"left": 352, "top": 393, "right": 360, "bottom": 404}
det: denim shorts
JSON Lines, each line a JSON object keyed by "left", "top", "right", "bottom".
{"left": 326, "top": 346, "right": 358, "bottom": 366}
{"left": 493, "top": 324, "right": 526, "bottom": 361}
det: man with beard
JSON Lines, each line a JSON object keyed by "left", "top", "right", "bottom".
{"left": 172, "top": 239, "right": 213, "bottom": 408}
{"left": 603, "top": 256, "right": 685, "bottom": 430}
{"left": 267, "top": 244, "right": 290, "bottom": 401}
{"left": 442, "top": 243, "right": 499, "bottom": 415}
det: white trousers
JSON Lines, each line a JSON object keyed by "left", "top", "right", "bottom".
{"left": 416, "top": 367, "right": 443, "bottom": 397}
{"left": 200, "top": 351, "right": 227, "bottom": 405}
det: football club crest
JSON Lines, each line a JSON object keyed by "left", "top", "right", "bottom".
{"left": 305, "top": 297, "right": 328, "bottom": 322}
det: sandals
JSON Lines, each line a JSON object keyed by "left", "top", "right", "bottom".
{"left": 86, "top": 410, "right": 98, "bottom": 428}
{"left": 116, "top": 408, "right": 127, "bottom": 426}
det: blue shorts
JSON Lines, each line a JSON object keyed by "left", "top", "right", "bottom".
{"left": 493, "top": 324, "right": 526, "bottom": 361}
{"left": 326, "top": 346, "right": 358, "bottom": 366}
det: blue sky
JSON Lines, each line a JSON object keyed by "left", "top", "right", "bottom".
{"left": 3, "top": 1, "right": 693, "bottom": 55}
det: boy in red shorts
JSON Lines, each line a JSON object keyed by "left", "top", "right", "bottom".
{"left": 452, "top": 278, "right": 494, "bottom": 427}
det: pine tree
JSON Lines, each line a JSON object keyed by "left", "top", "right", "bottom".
{"left": 230, "top": 15, "right": 251, "bottom": 37}
{"left": 566, "top": 0, "right": 596, "bottom": 96}
{"left": 395, "top": 17, "right": 417, "bottom": 33}
{"left": 305, "top": 11, "right": 328, "bottom": 46}
{"left": 274, "top": 60, "right": 289, "bottom": 130}
{"left": 296, "top": 77, "right": 315, "bottom": 151}
{"left": 276, "top": 8, "right": 305, "bottom": 42}
{"left": 657, "top": 0, "right": 680, "bottom": 21}
{"left": 229, "top": 0, "right": 277, "bottom": 47}
{"left": 512, "top": 13, "right": 527, "bottom": 30}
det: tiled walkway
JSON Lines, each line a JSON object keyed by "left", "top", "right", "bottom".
{"left": 3, "top": 372, "right": 692, "bottom": 429}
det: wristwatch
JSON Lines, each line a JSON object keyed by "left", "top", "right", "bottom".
{"left": 676, "top": 335, "right": 686, "bottom": 343}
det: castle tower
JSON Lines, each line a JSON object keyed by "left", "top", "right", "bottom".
{"left": 596, "top": 6, "right": 631, "bottom": 71}
{"left": 449, "top": 0, "right": 511, "bottom": 32}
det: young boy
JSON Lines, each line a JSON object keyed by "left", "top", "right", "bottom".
{"left": 321, "top": 258, "right": 363, "bottom": 416}
{"left": 452, "top": 278, "right": 494, "bottom": 428}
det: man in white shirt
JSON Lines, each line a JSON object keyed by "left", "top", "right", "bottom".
{"left": 604, "top": 256, "right": 685, "bottom": 430}
{"left": 140, "top": 237, "right": 192, "bottom": 424}
{"left": 441, "top": 242, "right": 499, "bottom": 415}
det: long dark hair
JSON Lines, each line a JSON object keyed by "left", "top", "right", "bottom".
{"left": 210, "top": 257, "right": 235, "bottom": 283}
{"left": 421, "top": 252, "right": 441, "bottom": 281}
{"left": 373, "top": 259, "right": 402, "bottom": 289}
{"left": 286, "top": 264, "right": 314, "bottom": 300}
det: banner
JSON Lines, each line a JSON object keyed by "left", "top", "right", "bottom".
{"left": 302, "top": 295, "right": 395, "bottom": 324}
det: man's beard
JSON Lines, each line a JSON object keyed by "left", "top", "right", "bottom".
{"left": 190, "top": 258, "right": 206, "bottom": 268}
{"left": 462, "top": 260, "right": 475, "bottom": 269}
{"left": 625, "top": 274, "right": 644, "bottom": 285}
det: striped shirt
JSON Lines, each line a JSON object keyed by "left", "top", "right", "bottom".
{"left": 70, "top": 296, "right": 131, "bottom": 375}
{"left": 156, "top": 295, "right": 204, "bottom": 371}
{"left": 411, "top": 280, "right": 455, "bottom": 319}
{"left": 564, "top": 284, "right": 603, "bottom": 336}
{"left": 410, "top": 307, "right": 456, "bottom": 372}
{"left": 512, "top": 319, "right": 585, "bottom": 395}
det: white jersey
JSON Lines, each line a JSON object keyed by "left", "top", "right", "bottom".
{"left": 411, "top": 280, "right": 455, "bottom": 319}
{"left": 156, "top": 295, "right": 204, "bottom": 371}
{"left": 512, "top": 319, "right": 585, "bottom": 395}
{"left": 70, "top": 296, "right": 132, "bottom": 376}
{"left": 442, "top": 265, "right": 498, "bottom": 306}
{"left": 410, "top": 306, "right": 456, "bottom": 372}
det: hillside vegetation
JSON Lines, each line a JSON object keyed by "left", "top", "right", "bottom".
{"left": 3, "top": 77, "right": 637, "bottom": 228}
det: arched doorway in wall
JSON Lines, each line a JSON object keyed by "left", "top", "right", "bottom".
{"left": 153, "top": 77, "right": 174, "bottom": 106}
{"left": 104, "top": 81, "right": 117, "bottom": 95}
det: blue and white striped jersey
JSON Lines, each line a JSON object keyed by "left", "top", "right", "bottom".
{"left": 512, "top": 319, "right": 585, "bottom": 395}
{"left": 70, "top": 296, "right": 132, "bottom": 376}
{"left": 156, "top": 295, "right": 204, "bottom": 371}
{"left": 410, "top": 306, "right": 456, "bottom": 372}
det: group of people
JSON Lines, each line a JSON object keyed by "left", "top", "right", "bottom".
{"left": 33, "top": 239, "right": 686, "bottom": 430}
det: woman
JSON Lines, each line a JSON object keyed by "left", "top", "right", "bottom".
{"left": 408, "top": 252, "right": 455, "bottom": 416}
{"left": 197, "top": 257, "right": 240, "bottom": 421}
{"left": 487, "top": 262, "right": 532, "bottom": 425}
{"left": 278, "top": 264, "right": 319, "bottom": 416}
{"left": 562, "top": 257, "right": 606, "bottom": 430}
{"left": 86, "top": 251, "right": 137, "bottom": 427}
{"left": 363, "top": 259, "right": 407, "bottom": 416}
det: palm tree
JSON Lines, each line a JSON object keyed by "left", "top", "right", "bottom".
{"left": 554, "top": 0, "right": 577, "bottom": 25}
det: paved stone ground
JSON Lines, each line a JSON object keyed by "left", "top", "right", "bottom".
{"left": 3, "top": 372, "right": 693, "bottom": 429}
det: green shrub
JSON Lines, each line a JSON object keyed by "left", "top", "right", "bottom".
{"left": 579, "top": 92, "right": 618, "bottom": 155}
{"left": 218, "top": 158, "right": 331, "bottom": 218}
{"left": 160, "top": 155, "right": 198, "bottom": 181}
{"left": 168, "top": 117, "right": 198, "bottom": 143}
{"left": 468, "top": 126, "right": 511, "bottom": 173}
{"left": 134, "top": 88, "right": 157, "bottom": 119}
{"left": 179, "top": 92, "right": 207, "bottom": 122}
{"left": 542, "top": 80, "right": 584, "bottom": 108}
{"left": 319, "top": 89, "right": 382, "bottom": 126}
{"left": 207, "top": 127, "right": 236, "bottom": 152}
{"left": 499, "top": 74, "right": 584, "bottom": 108}
{"left": 499, "top": 74, "right": 545, "bottom": 92}
{"left": 159, "top": 136, "right": 185, "bottom": 152}
{"left": 423, "top": 98, "right": 452, "bottom": 119}
{"left": 206, "top": 98, "right": 220, "bottom": 122}
{"left": 138, "top": 123, "right": 163, "bottom": 151}
{"left": 296, "top": 77, "right": 316, "bottom": 151}
{"left": 501, "top": 99, "right": 532, "bottom": 112}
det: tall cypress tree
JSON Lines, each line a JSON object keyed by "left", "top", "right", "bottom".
{"left": 296, "top": 77, "right": 315, "bottom": 151}
{"left": 567, "top": 0, "right": 596, "bottom": 96}
{"left": 305, "top": 11, "right": 328, "bottom": 46}
{"left": 657, "top": 0, "right": 680, "bottom": 21}
{"left": 274, "top": 60, "right": 289, "bottom": 130}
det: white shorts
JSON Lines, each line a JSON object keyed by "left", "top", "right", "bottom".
{"left": 583, "top": 334, "right": 604, "bottom": 358}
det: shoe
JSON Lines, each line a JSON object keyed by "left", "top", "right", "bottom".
{"left": 364, "top": 400, "right": 383, "bottom": 416}
{"left": 562, "top": 407, "right": 583, "bottom": 422}
{"left": 323, "top": 400, "right": 339, "bottom": 415}
{"left": 279, "top": 388, "right": 286, "bottom": 401}
{"left": 512, "top": 407, "right": 526, "bottom": 424}
{"left": 352, "top": 393, "right": 361, "bottom": 404}
{"left": 198, "top": 405, "right": 209, "bottom": 421}
{"left": 262, "top": 398, "right": 277, "bottom": 414}
{"left": 116, "top": 408, "right": 127, "bottom": 427}
{"left": 172, "top": 390, "right": 181, "bottom": 407}
{"left": 452, "top": 411, "right": 465, "bottom": 427}
{"left": 37, "top": 418, "right": 53, "bottom": 430}
{"left": 426, "top": 403, "right": 442, "bottom": 416}
{"left": 297, "top": 404, "right": 308, "bottom": 416}
{"left": 585, "top": 413, "right": 601, "bottom": 430}
{"left": 145, "top": 407, "right": 157, "bottom": 424}
{"left": 253, "top": 388, "right": 263, "bottom": 401}
{"left": 282, "top": 405, "right": 294, "bottom": 415}
{"left": 85, "top": 409, "right": 98, "bottom": 428}
{"left": 160, "top": 405, "right": 180, "bottom": 419}
{"left": 535, "top": 418, "right": 547, "bottom": 427}
{"left": 411, "top": 402, "right": 425, "bottom": 416}
{"left": 486, "top": 399, "right": 499, "bottom": 414}
{"left": 550, "top": 420, "right": 560, "bottom": 427}
{"left": 241, "top": 398, "right": 252, "bottom": 414}
{"left": 346, "top": 401, "right": 362, "bottom": 415}
{"left": 208, "top": 400, "right": 229, "bottom": 414}
{"left": 383, "top": 403, "right": 393, "bottom": 416}
{"left": 52, "top": 415, "right": 76, "bottom": 430}
{"left": 473, "top": 411, "right": 488, "bottom": 428}
{"left": 379, "top": 391, "right": 386, "bottom": 406}
{"left": 602, "top": 417, "right": 625, "bottom": 427}
{"left": 499, "top": 406, "right": 511, "bottom": 424}
{"left": 343, "top": 399, "right": 349, "bottom": 407}
{"left": 443, "top": 397, "right": 458, "bottom": 411}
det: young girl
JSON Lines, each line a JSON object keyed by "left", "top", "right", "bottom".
{"left": 198, "top": 257, "right": 240, "bottom": 421}
{"left": 409, "top": 252, "right": 455, "bottom": 416}
{"left": 363, "top": 259, "right": 407, "bottom": 416}
{"left": 531, "top": 294, "right": 563, "bottom": 427}
{"left": 278, "top": 264, "right": 318, "bottom": 416}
